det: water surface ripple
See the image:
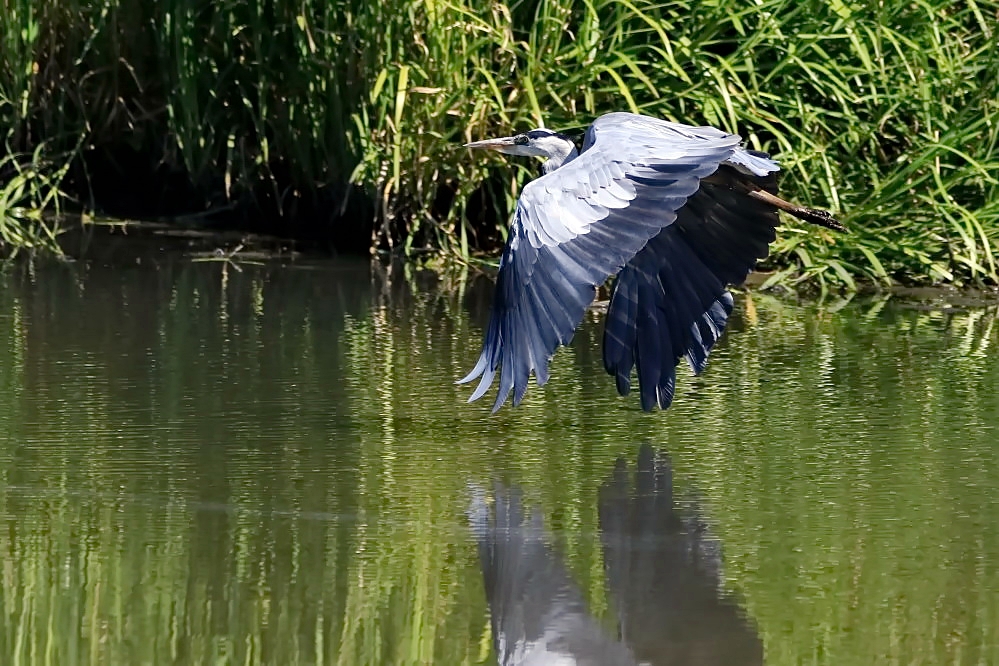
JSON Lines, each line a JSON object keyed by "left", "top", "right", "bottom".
{"left": 1, "top": 257, "right": 997, "bottom": 665}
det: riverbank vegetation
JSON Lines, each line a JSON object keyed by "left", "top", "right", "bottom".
{"left": 1, "top": 0, "right": 997, "bottom": 286}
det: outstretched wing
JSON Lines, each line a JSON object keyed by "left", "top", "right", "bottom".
{"left": 459, "top": 112, "right": 747, "bottom": 411}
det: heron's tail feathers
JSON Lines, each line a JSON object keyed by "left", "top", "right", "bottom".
{"left": 745, "top": 188, "right": 846, "bottom": 232}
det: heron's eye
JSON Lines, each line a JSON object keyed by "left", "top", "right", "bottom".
{"left": 514, "top": 135, "right": 529, "bottom": 146}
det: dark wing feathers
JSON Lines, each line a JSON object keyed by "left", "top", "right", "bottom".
{"left": 605, "top": 230, "right": 728, "bottom": 411}
{"left": 460, "top": 111, "right": 780, "bottom": 411}
{"left": 603, "top": 171, "right": 780, "bottom": 410}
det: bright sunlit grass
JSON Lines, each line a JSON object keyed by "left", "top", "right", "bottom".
{"left": 1, "top": 0, "right": 997, "bottom": 286}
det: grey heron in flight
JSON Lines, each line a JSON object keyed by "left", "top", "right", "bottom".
{"left": 459, "top": 112, "right": 843, "bottom": 412}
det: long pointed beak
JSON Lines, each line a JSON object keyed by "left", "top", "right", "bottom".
{"left": 463, "top": 136, "right": 517, "bottom": 151}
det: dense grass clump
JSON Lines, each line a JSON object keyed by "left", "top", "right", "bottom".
{"left": 1, "top": 0, "right": 997, "bottom": 285}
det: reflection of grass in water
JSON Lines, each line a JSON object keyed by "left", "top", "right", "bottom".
{"left": 0, "top": 263, "right": 481, "bottom": 665}
{"left": 667, "top": 294, "right": 999, "bottom": 665}
{"left": 1, "top": 265, "right": 999, "bottom": 663}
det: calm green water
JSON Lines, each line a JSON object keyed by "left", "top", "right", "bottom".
{"left": 1, "top": 253, "right": 997, "bottom": 665}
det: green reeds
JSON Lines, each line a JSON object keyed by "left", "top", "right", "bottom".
{"left": 1, "top": 0, "right": 998, "bottom": 285}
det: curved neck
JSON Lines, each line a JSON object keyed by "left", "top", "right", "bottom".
{"left": 542, "top": 143, "right": 579, "bottom": 174}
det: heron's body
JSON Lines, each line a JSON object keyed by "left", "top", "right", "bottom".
{"left": 460, "top": 112, "right": 842, "bottom": 412}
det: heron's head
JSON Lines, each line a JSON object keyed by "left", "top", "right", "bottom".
{"left": 465, "top": 128, "right": 579, "bottom": 173}
{"left": 464, "top": 128, "right": 575, "bottom": 159}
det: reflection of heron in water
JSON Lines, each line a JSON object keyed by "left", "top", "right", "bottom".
{"left": 468, "top": 444, "right": 761, "bottom": 665}
{"left": 469, "top": 486, "right": 637, "bottom": 665}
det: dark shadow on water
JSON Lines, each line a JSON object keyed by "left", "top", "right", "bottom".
{"left": 470, "top": 444, "right": 762, "bottom": 665}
